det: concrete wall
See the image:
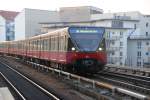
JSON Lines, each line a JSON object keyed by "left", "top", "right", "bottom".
{"left": 15, "top": 10, "right": 25, "bottom": 40}
{"left": 59, "top": 6, "right": 91, "bottom": 22}
{"left": 15, "top": 8, "right": 60, "bottom": 40}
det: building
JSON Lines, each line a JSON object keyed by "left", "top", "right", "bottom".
{"left": 40, "top": 6, "right": 103, "bottom": 33}
{"left": 59, "top": 6, "right": 103, "bottom": 22}
{"left": 40, "top": 8, "right": 150, "bottom": 68}
{"left": 15, "top": 8, "right": 60, "bottom": 40}
{"left": 0, "top": 10, "right": 18, "bottom": 41}
{"left": 127, "top": 35, "right": 150, "bottom": 67}
{"left": 92, "top": 12, "right": 150, "bottom": 67}
{"left": 13, "top": 6, "right": 150, "bottom": 67}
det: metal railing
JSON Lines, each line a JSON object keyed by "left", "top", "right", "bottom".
{"left": 129, "top": 35, "right": 150, "bottom": 39}
{"left": 105, "top": 36, "right": 121, "bottom": 41}
{"left": 106, "top": 47, "right": 120, "bottom": 52}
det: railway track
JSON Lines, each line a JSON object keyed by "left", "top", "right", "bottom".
{"left": 99, "top": 71, "right": 150, "bottom": 88}
{"left": 0, "top": 72, "right": 26, "bottom": 100}
{"left": 95, "top": 66, "right": 150, "bottom": 95}
{"left": 0, "top": 60, "right": 60, "bottom": 100}
{"left": 95, "top": 72, "right": 150, "bottom": 96}
{"left": 1, "top": 56, "right": 149, "bottom": 100}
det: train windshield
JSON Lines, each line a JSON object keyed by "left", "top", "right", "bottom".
{"left": 69, "top": 27, "right": 105, "bottom": 52}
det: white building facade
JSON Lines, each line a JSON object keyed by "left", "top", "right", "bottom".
{"left": 15, "top": 8, "right": 60, "bottom": 40}
{"left": 92, "top": 12, "right": 150, "bottom": 67}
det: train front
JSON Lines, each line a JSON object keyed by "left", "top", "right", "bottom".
{"left": 67, "top": 26, "right": 107, "bottom": 73}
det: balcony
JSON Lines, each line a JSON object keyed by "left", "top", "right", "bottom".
{"left": 106, "top": 47, "right": 120, "bottom": 52}
{"left": 107, "top": 57, "right": 121, "bottom": 64}
{"left": 129, "top": 35, "right": 150, "bottom": 40}
{"left": 105, "top": 36, "right": 121, "bottom": 41}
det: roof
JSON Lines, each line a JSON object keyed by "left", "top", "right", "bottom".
{"left": 39, "top": 18, "right": 139, "bottom": 24}
{"left": 0, "top": 10, "right": 19, "bottom": 21}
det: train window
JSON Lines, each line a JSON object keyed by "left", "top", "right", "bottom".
{"left": 28, "top": 41, "right": 30, "bottom": 51}
{"left": 51, "top": 38, "right": 55, "bottom": 51}
{"left": 30, "top": 41, "right": 32, "bottom": 51}
{"left": 43, "top": 39, "right": 48, "bottom": 51}
{"left": 57, "top": 36, "right": 59, "bottom": 51}
{"left": 46, "top": 39, "right": 49, "bottom": 51}
{"left": 35, "top": 40, "right": 37, "bottom": 50}
{"left": 43, "top": 40, "right": 45, "bottom": 51}
{"left": 54, "top": 37, "right": 57, "bottom": 51}
{"left": 54, "top": 37, "right": 56, "bottom": 51}
{"left": 37, "top": 40, "right": 40, "bottom": 51}
{"left": 44, "top": 39, "right": 47, "bottom": 51}
{"left": 99, "top": 39, "right": 106, "bottom": 51}
{"left": 59, "top": 36, "right": 61, "bottom": 51}
{"left": 33, "top": 41, "right": 34, "bottom": 50}
{"left": 31, "top": 41, "right": 33, "bottom": 51}
{"left": 64, "top": 35, "right": 67, "bottom": 51}
{"left": 41, "top": 40, "right": 43, "bottom": 51}
{"left": 29, "top": 41, "right": 31, "bottom": 51}
{"left": 49, "top": 37, "right": 51, "bottom": 51}
{"left": 51, "top": 37, "right": 53, "bottom": 51}
{"left": 34, "top": 41, "right": 36, "bottom": 50}
{"left": 33, "top": 41, "right": 35, "bottom": 50}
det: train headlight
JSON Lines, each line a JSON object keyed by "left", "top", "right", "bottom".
{"left": 72, "top": 47, "right": 75, "bottom": 51}
{"left": 98, "top": 48, "right": 102, "bottom": 51}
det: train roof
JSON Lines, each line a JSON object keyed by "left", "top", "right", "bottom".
{"left": 0, "top": 26, "right": 105, "bottom": 43}
{"left": 0, "top": 41, "right": 11, "bottom": 44}
{"left": 28, "top": 27, "right": 68, "bottom": 40}
{"left": 28, "top": 26, "right": 104, "bottom": 40}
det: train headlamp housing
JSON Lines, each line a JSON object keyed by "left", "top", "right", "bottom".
{"left": 98, "top": 47, "right": 102, "bottom": 51}
{"left": 72, "top": 47, "right": 75, "bottom": 51}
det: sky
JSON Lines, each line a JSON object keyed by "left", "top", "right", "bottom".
{"left": 0, "top": 0, "right": 150, "bottom": 14}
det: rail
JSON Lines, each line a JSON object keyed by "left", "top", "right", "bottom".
{"left": 0, "top": 72, "right": 26, "bottom": 100}
{"left": 0, "top": 61, "right": 60, "bottom": 100}
{"left": 26, "top": 60, "right": 149, "bottom": 100}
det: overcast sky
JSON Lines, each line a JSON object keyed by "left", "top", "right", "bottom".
{"left": 0, "top": 0, "right": 150, "bottom": 14}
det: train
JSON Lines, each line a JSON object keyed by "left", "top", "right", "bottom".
{"left": 0, "top": 26, "right": 107, "bottom": 73}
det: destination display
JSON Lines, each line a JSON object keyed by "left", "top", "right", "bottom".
{"left": 69, "top": 27, "right": 105, "bottom": 34}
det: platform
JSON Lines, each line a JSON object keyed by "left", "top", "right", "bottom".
{"left": 0, "top": 87, "right": 14, "bottom": 100}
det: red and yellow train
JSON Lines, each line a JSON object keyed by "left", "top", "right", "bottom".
{"left": 0, "top": 26, "right": 107, "bottom": 73}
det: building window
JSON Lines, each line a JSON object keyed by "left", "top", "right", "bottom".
{"left": 146, "top": 52, "right": 149, "bottom": 56}
{"left": 137, "top": 51, "right": 141, "bottom": 57}
{"left": 112, "top": 41, "right": 115, "bottom": 45}
{"left": 146, "top": 22, "right": 149, "bottom": 27}
{"left": 106, "top": 32, "right": 110, "bottom": 38}
{"left": 112, "top": 20, "right": 123, "bottom": 28}
{"left": 137, "top": 62, "right": 141, "bottom": 66}
{"left": 120, "top": 57, "right": 122, "bottom": 60}
{"left": 146, "top": 32, "right": 148, "bottom": 36}
{"left": 137, "top": 41, "right": 141, "bottom": 49}
{"left": 146, "top": 42, "right": 149, "bottom": 45}
{"left": 134, "top": 24, "right": 136, "bottom": 29}
{"left": 120, "top": 52, "right": 123, "bottom": 56}
{"left": 112, "top": 52, "right": 115, "bottom": 55}
{"left": 120, "top": 42, "right": 123, "bottom": 47}
{"left": 120, "top": 32, "right": 123, "bottom": 37}
{"left": 120, "top": 62, "right": 123, "bottom": 65}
